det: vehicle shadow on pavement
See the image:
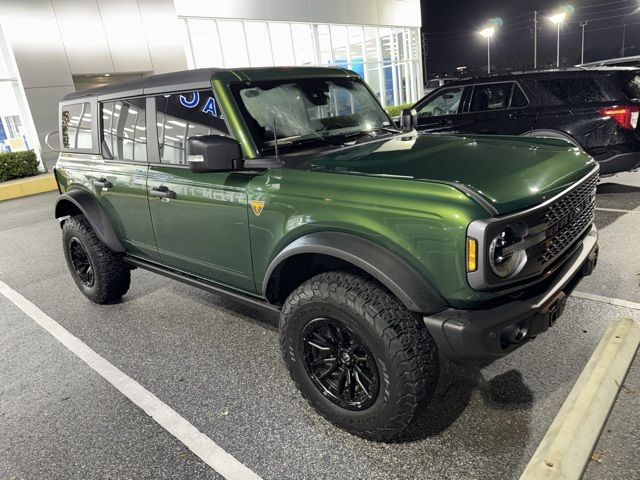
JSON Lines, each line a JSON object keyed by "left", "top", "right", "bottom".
{"left": 398, "top": 361, "right": 534, "bottom": 443}
{"left": 596, "top": 182, "right": 640, "bottom": 194}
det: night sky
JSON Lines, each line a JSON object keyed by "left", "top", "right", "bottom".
{"left": 421, "top": 0, "right": 640, "bottom": 77}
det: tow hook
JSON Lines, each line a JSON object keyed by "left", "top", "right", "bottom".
{"left": 582, "top": 247, "right": 599, "bottom": 276}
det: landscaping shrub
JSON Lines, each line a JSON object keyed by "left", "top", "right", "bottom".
{"left": 385, "top": 103, "right": 413, "bottom": 118}
{"left": 0, "top": 150, "right": 40, "bottom": 182}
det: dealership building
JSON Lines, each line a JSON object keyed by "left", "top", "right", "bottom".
{"left": 0, "top": 0, "right": 423, "bottom": 168}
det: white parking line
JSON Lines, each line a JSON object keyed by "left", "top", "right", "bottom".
{"left": 572, "top": 291, "right": 640, "bottom": 311}
{"left": 0, "top": 279, "right": 262, "bottom": 480}
{"left": 595, "top": 207, "right": 640, "bottom": 214}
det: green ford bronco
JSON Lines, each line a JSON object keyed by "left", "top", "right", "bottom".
{"left": 54, "top": 67, "right": 599, "bottom": 441}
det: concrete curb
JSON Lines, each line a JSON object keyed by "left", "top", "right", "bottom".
{"left": 520, "top": 317, "right": 640, "bottom": 480}
{"left": 0, "top": 174, "right": 57, "bottom": 202}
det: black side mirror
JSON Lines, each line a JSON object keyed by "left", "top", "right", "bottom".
{"left": 187, "top": 135, "right": 243, "bottom": 173}
{"left": 400, "top": 108, "right": 418, "bottom": 131}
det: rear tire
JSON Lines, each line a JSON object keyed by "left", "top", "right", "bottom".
{"left": 62, "top": 215, "right": 130, "bottom": 304}
{"left": 280, "top": 271, "right": 439, "bottom": 441}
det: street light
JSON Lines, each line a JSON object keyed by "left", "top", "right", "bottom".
{"left": 479, "top": 27, "right": 495, "bottom": 74}
{"left": 550, "top": 11, "right": 567, "bottom": 68}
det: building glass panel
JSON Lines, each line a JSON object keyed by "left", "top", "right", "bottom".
{"left": 245, "top": 22, "right": 273, "bottom": 67}
{"left": 181, "top": 17, "right": 422, "bottom": 108}
{"left": 0, "top": 26, "right": 42, "bottom": 161}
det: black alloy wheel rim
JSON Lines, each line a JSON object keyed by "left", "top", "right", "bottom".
{"left": 301, "top": 318, "right": 379, "bottom": 411}
{"left": 68, "top": 237, "right": 94, "bottom": 287}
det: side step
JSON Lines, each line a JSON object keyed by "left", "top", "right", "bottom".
{"left": 124, "top": 256, "right": 281, "bottom": 317}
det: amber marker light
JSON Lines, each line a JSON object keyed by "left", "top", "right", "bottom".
{"left": 467, "top": 237, "right": 478, "bottom": 272}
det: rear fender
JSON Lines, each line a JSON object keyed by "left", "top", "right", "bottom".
{"left": 54, "top": 189, "right": 125, "bottom": 252}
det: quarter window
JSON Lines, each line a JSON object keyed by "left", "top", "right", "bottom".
{"left": 102, "top": 99, "right": 147, "bottom": 162}
{"left": 469, "top": 83, "right": 513, "bottom": 112}
{"left": 61, "top": 102, "right": 93, "bottom": 149}
{"left": 155, "top": 90, "right": 229, "bottom": 165}
{"left": 538, "top": 78, "right": 609, "bottom": 105}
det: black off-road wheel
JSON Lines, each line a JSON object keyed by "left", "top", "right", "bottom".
{"left": 280, "top": 271, "right": 440, "bottom": 442}
{"left": 62, "top": 215, "right": 131, "bottom": 304}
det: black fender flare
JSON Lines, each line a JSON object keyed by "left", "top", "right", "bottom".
{"left": 520, "top": 129, "right": 583, "bottom": 150}
{"left": 54, "top": 189, "right": 125, "bottom": 252}
{"left": 262, "top": 232, "right": 446, "bottom": 313}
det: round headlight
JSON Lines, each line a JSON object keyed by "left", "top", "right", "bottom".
{"left": 489, "top": 223, "right": 528, "bottom": 278}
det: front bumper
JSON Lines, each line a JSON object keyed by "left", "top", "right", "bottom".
{"left": 424, "top": 225, "right": 599, "bottom": 365}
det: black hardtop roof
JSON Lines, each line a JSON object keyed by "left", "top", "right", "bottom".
{"left": 442, "top": 66, "right": 640, "bottom": 87}
{"left": 62, "top": 66, "right": 354, "bottom": 102}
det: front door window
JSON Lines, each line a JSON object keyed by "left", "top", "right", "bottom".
{"left": 416, "top": 87, "right": 464, "bottom": 118}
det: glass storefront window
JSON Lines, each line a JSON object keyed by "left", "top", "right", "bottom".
{"left": 186, "top": 19, "right": 223, "bottom": 68}
{"left": 316, "top": 24, "right": 333, "bottom": 65}
{"left": 218, "top": 21, "right": 249, "bottom": 68}
{"left": 269, "top": 22, "right": 295, "bottom": 65}
{"left": 291, "top": 24, "right": 314, "bottom": 66}
{"left": 181, "top": 18, "right": 423, "bottom": 108}
{"left": 245, "top": 22, "right": 273, "bottom": 67}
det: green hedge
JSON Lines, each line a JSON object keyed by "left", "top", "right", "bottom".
{"left": 385, "top": 103, "right": 413, "bottom": 118}
{"left": 0, "top": 150, "right": 40, "bottom": 182}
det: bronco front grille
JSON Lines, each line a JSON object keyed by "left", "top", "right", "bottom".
{"left": 538, "top": 171, "right": 599, "bottom": 265}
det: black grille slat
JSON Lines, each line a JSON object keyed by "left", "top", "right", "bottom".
{"left": 538, "top": 171, "right": 598, "bottom": 265}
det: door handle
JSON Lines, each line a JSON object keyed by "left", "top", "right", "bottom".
{"left": 93, "top": 178, "right": 112, "bottom": 189}
{"left": 149, "top": 185, "right": 176, "bottom": 200}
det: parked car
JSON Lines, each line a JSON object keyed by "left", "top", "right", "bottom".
{"left": 54, "top": 67, "right": 599, "bottom": 441}
{"left": 424, "top": 77, "right": 459, "bottom": 94}
{"left": 412, "top": 67, "right": 640, "bottom": 175}
{"left": 579, "top": 55, "right": 640, "bottom": 68}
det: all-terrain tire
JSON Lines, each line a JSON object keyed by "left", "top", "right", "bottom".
{"left": 279, "top": 271, "right": 439, "bottom": 442}
{"left": 62, "top": 215, "right": 130, "bottom": 304}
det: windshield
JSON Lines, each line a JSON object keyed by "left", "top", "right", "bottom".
{"left": 231, "top": 77, "right": 395, "bottom": 152}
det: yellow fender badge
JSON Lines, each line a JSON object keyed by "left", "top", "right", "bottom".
{"left": 250, "top": 200, "right": 265, "bottom": 216}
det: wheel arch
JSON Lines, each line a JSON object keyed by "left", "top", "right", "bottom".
{"left": 520, "top": 129, "right": 583, "bottom": 149}
{"left": 55, "top": 189, "right": 125, "bottom": 253}
{"left": 262, "top": 232, "right": 446, "bottom": 314}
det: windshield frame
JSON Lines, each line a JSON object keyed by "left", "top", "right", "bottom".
{"left": 229, "top": 76, "right": 396, "bottom": 155}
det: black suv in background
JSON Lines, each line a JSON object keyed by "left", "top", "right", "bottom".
{"left": 413, "top": 67, "right": 640, "bottom": 175}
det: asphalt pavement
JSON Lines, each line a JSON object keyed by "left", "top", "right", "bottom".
{"left": 1, "top": 172, "right": 639, "bottom": 480}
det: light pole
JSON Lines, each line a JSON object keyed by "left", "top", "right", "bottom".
{"left": 550, "top": 12, "right": 567, "bottom": 68}
{"left": 479, "top": 27, "right": 495, "bottom": 74}
{"left": 580, "top": 21, "right": 588, "bottom": 64}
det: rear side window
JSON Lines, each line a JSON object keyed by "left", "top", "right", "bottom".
{"left": 102, "top": 98, "right": 147, "bottom": 162}
{"left": 469, "top": 83, "right": 512, "bottom": 112}
{"left": 538, "top": 78, "right": 609, "bottom": 105}
{"left": 155, "top": 90, "right": 229, "bottom": 165}
{"left": 61, "top": 102, "right": 93, "bottom": 150}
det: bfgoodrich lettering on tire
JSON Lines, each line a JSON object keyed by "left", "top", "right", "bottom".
{"left": 62, "top": 215, "right": 131, "bottom": 304}
{"left": 279, "top": 271, "right": 440, "bottom": 441}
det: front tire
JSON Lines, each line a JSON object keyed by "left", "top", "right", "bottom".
{"left": 280, "top": 271, "right": 439, "bottom": 441}
{"left": 62, "top": 215, "right": 131, "bottom": 304}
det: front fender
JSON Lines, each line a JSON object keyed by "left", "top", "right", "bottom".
{"left": 55, "top": 189, "right": 125, "bottom": 252}
{"left": 262, "top": 231, "right": 446, "bottom": 313}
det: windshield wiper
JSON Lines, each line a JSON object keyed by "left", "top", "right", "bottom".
{"left": 329, "top": 126, "right": 402, "bottom": 142}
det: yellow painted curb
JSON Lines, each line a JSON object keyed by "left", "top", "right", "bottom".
{"left": 520, "top": 317, "right": 640, "bottom": 480}
{"left": 0, "top": 174, "right": 57, "bottom": 201}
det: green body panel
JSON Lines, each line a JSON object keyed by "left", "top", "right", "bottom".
{"left": 246, "top": 167, "right": 490, "bottom": 307}
{"left": 54, "top": 67, "right": 598, "bottom": 311}
{"left": 290, "top": 134, "right": 597, "bottom": 214}
{"left": 55, "top": 154, "right": 159, "bottom": 261}
{"left": 92, "top": 160, "right": 159, "bottom": 260}
{"left": 147, "top": 166, "right": 255, "bottom": 292}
